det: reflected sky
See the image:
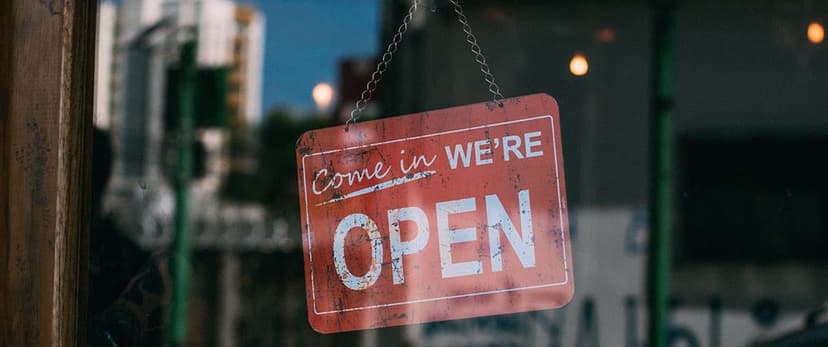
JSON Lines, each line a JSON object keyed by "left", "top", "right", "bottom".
{"left": 242, "top": 0, "right": 379, "bottom": 112}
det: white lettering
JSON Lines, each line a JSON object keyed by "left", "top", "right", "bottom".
{"left": 525, "top": 131, "right": 544, "bottom": 158}
{"left": 502, "top": 135, "right": 524, "bottom": 161}
{"left": 333, "top": 214, "right": 383, "bottom": 290}
{"left": 436, "top": 198, "right": 482, "bottom": 278}
{"left": 444, "top": 143, "right": 473, "bottom": 169}
{"left": 312, "top": 162, "right": 391, "bottom": 195}
{"left": 486, "top": 190, "right": 536, "bottom": 272}
{"left": 401, "top": 154, "right": 438, "bottom": 174}
{"left": 388, "top": 207, "right": 430, "bottom": 284}
{"left": 474, "top": 140, "right": 493, "bottom": 165}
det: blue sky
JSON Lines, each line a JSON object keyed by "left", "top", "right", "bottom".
{"left": 241, "top": 0, "right": 380, "bottom": 113}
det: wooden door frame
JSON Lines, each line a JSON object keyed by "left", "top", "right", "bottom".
{"left": 0, "top": 0, "right": 96, "bottom": 345}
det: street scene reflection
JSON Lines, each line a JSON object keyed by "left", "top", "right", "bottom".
{"left": 89, "top": 0, "right": 828, "bottom": 346}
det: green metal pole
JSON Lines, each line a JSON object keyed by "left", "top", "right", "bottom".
{"left": 171, "top": 39, "right": 196, "bottom": 347}
{"left": 648, "top": 1, "right": 675, "bottom": 347}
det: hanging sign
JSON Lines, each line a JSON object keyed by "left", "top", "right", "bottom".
{"left": 296, "top": 93, "right": 573, "bottom": 333}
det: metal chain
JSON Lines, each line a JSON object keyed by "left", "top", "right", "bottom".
{"left": 449, "top": 0, "right": 504, "bottom": 107}
{"left": 346, "top": 0, "right": 421, "bottom": 129}
{"left": 346, "top": 0, "right": 505, "bottom": 128}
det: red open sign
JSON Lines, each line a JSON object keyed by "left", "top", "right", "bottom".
{"left": 296, "top": 93, "right": 573, "bottom": 333}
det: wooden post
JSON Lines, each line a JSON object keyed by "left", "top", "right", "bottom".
{"left": 0, "top": 0, "right": 96, "bottom": 346}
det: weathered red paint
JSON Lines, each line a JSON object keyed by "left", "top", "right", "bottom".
{"left": 296, "top": 93, "right": 574, "bottom": 333}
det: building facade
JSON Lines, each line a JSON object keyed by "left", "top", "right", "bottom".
{"left": 95, "top": 0, "right": 271, "bottom": 248}
{"left": 229, "top": 5, "right": 266, "bottom": 127}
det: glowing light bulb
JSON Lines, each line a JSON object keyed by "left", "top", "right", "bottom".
{"left": 312, "top": 82, "right": 334, "bottom": 110}
{"left": 807, "top": 21, "right": 824, "bottom": 44}
{"left": 569, "top": 53, "right": 589, "bottom": 76}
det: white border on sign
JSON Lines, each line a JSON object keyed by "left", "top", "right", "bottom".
{"left": 301, "top": 115, "right": 569, "bottom": 315}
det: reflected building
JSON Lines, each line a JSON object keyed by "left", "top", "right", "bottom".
{"left": 335, "top": 57, "right": 381, "bottom": 122}
{"left": 95, "top": 0, "right": 278, "bottom": 250}
{"left": 229, "top": 5, "right": 266, "bottom": 127}
{"left": 96, "top": 3, "right": 278, "bottom": 344}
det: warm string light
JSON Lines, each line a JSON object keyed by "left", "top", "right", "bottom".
{"left": 569, "top": 53, "right": 589, "bottom": 76}
{"left": 808, "top": 21, "right": 825, "bottom": 44}
{"left": 312, "top": 82, "right": 334, "bottom": 111}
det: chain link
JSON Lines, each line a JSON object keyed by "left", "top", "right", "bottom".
{"left": 346, "top": 0, "right": 421, "bottom": 129}
{"left": 449, "top": 0, "right": 504, "bottom": 107}
{"left": 346, "top": 0, "right": 505, "bottom": 129}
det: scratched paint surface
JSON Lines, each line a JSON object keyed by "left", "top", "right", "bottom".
{"left": 296, "top": 93, "right": 574, "bottom": 333}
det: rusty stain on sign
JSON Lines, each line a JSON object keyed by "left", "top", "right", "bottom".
{"left": 296, "top": 93, "right": 574, "bottom": 333}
